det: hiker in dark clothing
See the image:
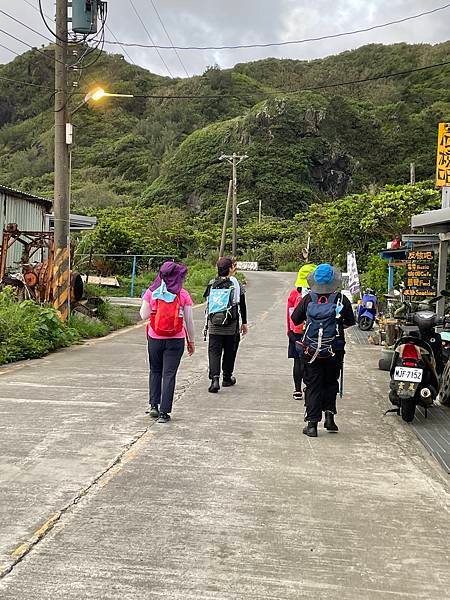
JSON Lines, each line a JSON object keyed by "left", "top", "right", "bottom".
{"left": 204, "top": 257, "right": 248, "bottom": 393}
{"left": 291, "top": 263, "right": 355, "bottom": 437}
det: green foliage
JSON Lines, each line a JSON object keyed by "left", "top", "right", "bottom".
{"left": 0, "top": 288, "right": 134, "bottom": 366}
{"left": 0, "top": 288, "right": 77, "bottom": 364}
{"left": 184, "top": 263, "right": 216, "bottom": 304}
{"left": 0, "top": 42, "right": 448, "bottom": 212}
{"left": 69, "top": 314, "right": 110, "bottom": 339}
{"left": 305, "top": 182, "right": 440, "bottom": 270}
{"left": 359, "top": 255, "right": 389, "bottom": 298}
{"left": 69, "top": 303, "right": 133, "bottom": 338}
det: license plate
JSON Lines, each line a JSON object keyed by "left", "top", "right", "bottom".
{"left": 394, "top": 367, "right": 423, "bottom": 382}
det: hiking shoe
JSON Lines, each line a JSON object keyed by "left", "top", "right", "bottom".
{"left": 292, "top": 391, "right": 303, "bottom": 401}
{"left": 222, "top": 376, "right": 236, "bottom": 387}
{"left": 149, "top": 406, "right": 160, "bottom": 418}
{"left": 208, "top": 376, "right": 220, "bottom": 393}
{"left": 156, "top": 413, "right": 171, "bottom": 423}
{"left": 302, "top": 422, "right": 318, "bottom": 437}
{"left": 324, "top": 411, "right": 339, "bottom": 432}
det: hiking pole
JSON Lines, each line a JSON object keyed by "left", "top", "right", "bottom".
{"left": 339, "top": 364, "right": 344, "bottom": 399}
{"left": 203, "top": 309, "right": 209, "bottom": 341}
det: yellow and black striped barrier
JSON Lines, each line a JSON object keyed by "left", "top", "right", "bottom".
{"left": 53, "top": 246, "right": 70, "bottom": 321}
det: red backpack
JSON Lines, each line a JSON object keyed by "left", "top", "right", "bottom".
{"left": 150, "top": 296, "right": 184, "bottom": 336}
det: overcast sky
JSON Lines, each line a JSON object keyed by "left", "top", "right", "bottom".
{"left": 1, "top": 0, "right": 449, "bottom": 78}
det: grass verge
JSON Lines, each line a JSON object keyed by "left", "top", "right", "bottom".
{"left": 0, "top": 288, "right": 135, "bottom": 366}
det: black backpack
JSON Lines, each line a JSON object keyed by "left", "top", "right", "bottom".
{"left": 207, "top": 277, "right": 238, "bottom": 327}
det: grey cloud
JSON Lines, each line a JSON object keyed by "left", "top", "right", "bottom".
{"left": 0, "top": 0, "right": 448, "bottom": 78}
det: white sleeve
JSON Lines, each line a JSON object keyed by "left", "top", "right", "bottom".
{"left": 140, "top": 299, "right": 151, "bottom": 321}
{"left": 184, "top": 305, "right": 195, "bottom": 342}
{"left": 230, "top": 276, "right": 240, "bottom": 304}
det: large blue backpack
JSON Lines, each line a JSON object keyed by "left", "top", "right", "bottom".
{"left": 207, "top": 277, "right": 237, "bottom": 327}
{"left": 300, "top": 292, "right": 342, "bottom": 361}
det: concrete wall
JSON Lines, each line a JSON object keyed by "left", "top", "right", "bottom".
{"left": 0, "top": 191, "right": 48, "bottom": 269}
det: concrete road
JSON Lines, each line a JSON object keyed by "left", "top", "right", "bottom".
{"left": 0, "top": 272, "right": 449, "bottom": 599}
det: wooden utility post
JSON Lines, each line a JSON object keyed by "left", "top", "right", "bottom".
{"left": 410, "top": 162, "right": 416, "bottom": 185}
{"left": 219, "top": 180, "right": 232, "bottom": 257}
{"left": 53, "top": 0, "right": 70, "bottom": 320}
{"left": 219, "top": 153, "right": 247, "bottom": 257}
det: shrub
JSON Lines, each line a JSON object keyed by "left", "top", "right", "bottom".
{"left": 0, "top": 288, "right": 77, "bottom": 365}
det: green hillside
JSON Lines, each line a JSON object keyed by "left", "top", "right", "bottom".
{"left": 0, "top": 41, "right": 448, "bottom": 218}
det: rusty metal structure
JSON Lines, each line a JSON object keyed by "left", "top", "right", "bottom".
{"left": 0, "top": 223, "right": 83, "bottom": 305}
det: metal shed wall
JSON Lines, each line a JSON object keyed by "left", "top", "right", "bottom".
{"left": 0, "top": 190, "right": 48, "bottom": 268}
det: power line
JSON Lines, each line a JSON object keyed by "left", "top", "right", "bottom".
{"left": 124, "top": 60, "right": 450, "bottom": 99}
{"left": 0, "top": 27, "right": 67, "bottom": 67}
{"left": 21, "top": 0, "right": 50, "bottom": 19}
{"left": 128, "top": 0, "right": 173, "bottom": 77}
{"left": 105, "top": 3, "right": 450, "bottom": 51}
{"left": 105, "top": 23, "right": 136, "bottom": 65}
{"left": 0, "top": 74, "right": 53, "bottom": 89}
{"left": 38, "top": 0, "right": 67, "bottom": 44}
{"left": 2, "top": 54, "right": 447, "bottom": 99}
{"left": 0, "top": 42, "right": 21, "bottom": 57}
{"left": 146, "top": 0, "right": 189, "bottom": 77}
{"left": 0, "top": 7, "right": 52, "bottom": 43}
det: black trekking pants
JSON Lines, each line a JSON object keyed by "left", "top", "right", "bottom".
{"left": 303, "top": 354, "right": 342, "bottom": 423}
{"left": 208, "top": 334, "right": 237, "bottom": 379}
{"left": 148, "top": 337, "right": 185, "bottom": 414}
{"left": 293, "top": 358, "right": 304, "bottom": 392}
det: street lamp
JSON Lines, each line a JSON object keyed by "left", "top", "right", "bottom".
{"left": 84, "top": 87, "right": 135, "bottom": 102}
{"left": 66, "top": 85, "right": 136, "bottom": 258}
{"left": 236, "top": 200, "right": 249, "bottom": 215}
{"left": 70, "top": 86, "right": 135, "bottom": 115}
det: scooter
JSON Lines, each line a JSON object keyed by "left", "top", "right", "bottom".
{"left": 357, "top": 289, "right": 377, "bottom": 331}
{"left": 388, "top": 303, "right": 442, "bottom": 422}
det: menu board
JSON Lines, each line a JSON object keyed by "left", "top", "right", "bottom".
{"left": 403, "top": 250, "right": 435, "bottom": 298}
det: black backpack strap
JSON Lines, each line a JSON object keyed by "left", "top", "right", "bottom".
{"left": 329, "top": 292, "right": 340, "bottom": 304}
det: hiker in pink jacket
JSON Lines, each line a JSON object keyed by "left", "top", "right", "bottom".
{"left": 140, "top": 262, "right": 195, "bottom": 423}
{"left": 286, "top": 264, "right": 316, "bottom": 401}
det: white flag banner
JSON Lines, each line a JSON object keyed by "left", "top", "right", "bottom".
{"left": 346, "top": 251, "right": 361, "bottom": 296}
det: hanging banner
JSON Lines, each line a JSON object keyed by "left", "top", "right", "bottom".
{"left": 436, "top": 122, "right": 450, "bottom": 187}
{"left": 346, "top": 251, "right": 360, "bottom": 296}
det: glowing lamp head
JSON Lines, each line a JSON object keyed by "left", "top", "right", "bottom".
{"left": 85, "top": 87, "right": 106, "bottom": 103}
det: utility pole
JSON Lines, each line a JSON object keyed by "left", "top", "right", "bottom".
{"left": 410, "top": 162, "right": 416, "bottom": 185}
{"left": 53, "top": 0, "right": 70, "bottom": 320}
{"left": 258, "top": 199, "right": 262, "bottom": 225}
{"left": 219, "top": 153, "right": 247, "bottom": 257}
{"left": 219, "top": 180, "right": 232, "bottom": 257}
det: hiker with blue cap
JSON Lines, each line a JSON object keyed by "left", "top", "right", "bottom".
{"left": 291, "top": 263, "right": 355, "bottom": 437}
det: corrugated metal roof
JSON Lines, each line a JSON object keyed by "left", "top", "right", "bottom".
{"left": 47, "top": 213, "right": 97, "bottom": 230}
{"left": 0, "top": 184, "right": 52, "bottom": 208}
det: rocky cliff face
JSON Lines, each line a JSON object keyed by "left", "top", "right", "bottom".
{"left": 146, "top": 95, "right": 355, "bottom": 217}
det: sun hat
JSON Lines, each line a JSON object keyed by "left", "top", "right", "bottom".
{"left": 294, "top": 263, "right": 317, "bottom": 289}
{"left": 150, "top": 261, "right": 188, "bottom": 295}
{"left": 306, "top": 263, "right": 342, "bottom": 294}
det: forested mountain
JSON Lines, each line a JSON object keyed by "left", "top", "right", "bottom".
{"left": 0, "top": 41, "right": 449, "bottom": 220}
